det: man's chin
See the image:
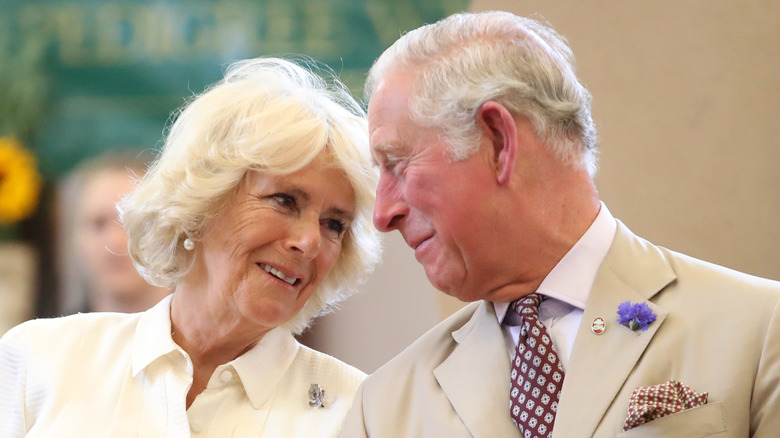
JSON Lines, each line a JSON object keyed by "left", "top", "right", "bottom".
{"left": 420, "top": 257, "right": 478, "bottom": 300}
{"left": 445, "top": 290, "right": 484, "bottom": 303}
{"left": 426, "top": 274, "right": 482, "bottom": 303}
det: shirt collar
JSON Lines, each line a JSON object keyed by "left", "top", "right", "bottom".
{"left": 131, "top": 294, "right": 182, "bottom": 377}
{"left": 495, "top": 201, "right": 616, "bottom": 322}
{"left": 230, "top": 326, "right": 299, "bottom": 409}
{"left": 131, "top": 294, "right": 301, "bottom": 410}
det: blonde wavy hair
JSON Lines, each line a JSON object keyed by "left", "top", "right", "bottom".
{"left": 119, "top": 57, "right": 381, "bottom": 333}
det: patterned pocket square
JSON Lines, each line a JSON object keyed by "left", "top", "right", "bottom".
{"left": 623, "top": 379, "right": 708, "bottom": 431}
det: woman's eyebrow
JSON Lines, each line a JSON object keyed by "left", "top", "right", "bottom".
{"left": 275, "top": 183, "right": 355, "bottom": 220}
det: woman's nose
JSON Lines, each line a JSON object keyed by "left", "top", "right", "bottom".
{"left": 287, "top": 217, "right": 322, "bottom": 259}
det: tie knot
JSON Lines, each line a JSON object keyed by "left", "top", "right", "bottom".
{"left": 512, "top": 293, "right": 542, "bottom": 317}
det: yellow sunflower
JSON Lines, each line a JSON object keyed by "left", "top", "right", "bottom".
{"left": 0, "top": 136, "right": 42, "bottom": 225}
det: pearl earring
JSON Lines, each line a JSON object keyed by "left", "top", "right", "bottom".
{"left": 183, "top": 238, "right": 195, "bottom": 251}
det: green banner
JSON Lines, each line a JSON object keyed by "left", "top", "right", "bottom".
{"left": 0, "top": 0, "right": 468, "bottom": 178}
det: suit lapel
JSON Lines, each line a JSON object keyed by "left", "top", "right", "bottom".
{"left": 434, "top": 301, "right": 521, "bottom": 437}
{"left": 553, "top": 221, "right": 676, "bottom": 438}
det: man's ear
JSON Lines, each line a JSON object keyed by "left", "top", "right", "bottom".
{"left": 476, "top": 101, "right": 517, "bottom": 186}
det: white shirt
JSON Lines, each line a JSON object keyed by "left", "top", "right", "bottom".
{"left": 0, "top": 295, "right": 365, "bottom": 437}
{"left": 494, "top": 202, "right": 616, "bottom": 370}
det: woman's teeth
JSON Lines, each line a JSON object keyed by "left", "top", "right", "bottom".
{"left": 259, "top": 263, "right": 297, "bottom": 285}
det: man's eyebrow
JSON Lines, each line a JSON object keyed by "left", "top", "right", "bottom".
{"left": 371, "top": 141, "right": 407, "bottom": 164}
{"left": 370, "top": 141, "right": 390, "bottom": 165}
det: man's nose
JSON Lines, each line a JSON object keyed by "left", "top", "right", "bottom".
{"left": 373, "top": 174, "right": 408, "bottom": 232}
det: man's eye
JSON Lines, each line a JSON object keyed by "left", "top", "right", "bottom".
{"left": 385, "top": 159, "right": 404, "bottom": 176}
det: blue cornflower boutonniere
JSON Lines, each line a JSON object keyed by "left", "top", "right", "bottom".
{"left": 617, "top": 301, "right": 657, "bottom": 332}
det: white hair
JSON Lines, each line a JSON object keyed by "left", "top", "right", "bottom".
{"left": 365, "top": 11, "right": 599, "bottom": 176}
{"left": 119, "top": 57, "right": 381, "bottom": 334}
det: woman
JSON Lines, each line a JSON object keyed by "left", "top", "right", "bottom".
{"left": 0, "top": 57, "right": 381, "bottom": 436}
{"left": 57, "top": 149, "right": 170, "bottom": 314}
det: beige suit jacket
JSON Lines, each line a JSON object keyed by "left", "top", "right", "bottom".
{"left": 341, "top": 221, "right": 780, "bottom": 437}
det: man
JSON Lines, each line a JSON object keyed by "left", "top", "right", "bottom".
{"left": 341, "top": 10, "right": 780, "bottom": 438}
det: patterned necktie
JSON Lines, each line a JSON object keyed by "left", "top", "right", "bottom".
{"left": 508, "top": 293, "right": 565, "bottom": 438}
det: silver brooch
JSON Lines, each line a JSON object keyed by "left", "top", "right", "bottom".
{"left": 308, "top": 383, "right": 325, "bottom": 408}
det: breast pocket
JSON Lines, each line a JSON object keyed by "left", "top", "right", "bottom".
{"left": 615, "top": 402, "right": 726, "bottom": 438}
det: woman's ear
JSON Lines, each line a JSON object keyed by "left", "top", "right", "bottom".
{"left": 476, "top": 101, "right": 517, "bottom": 186}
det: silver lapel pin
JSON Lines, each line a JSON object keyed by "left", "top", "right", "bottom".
{"left": 308, "top": 383, "right": 325, "bottom": 407}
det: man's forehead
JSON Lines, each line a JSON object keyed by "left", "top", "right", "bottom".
{"left": 367, "top": 70, "right": 419, "bottom": 163}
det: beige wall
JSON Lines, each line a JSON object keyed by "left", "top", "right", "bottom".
{"left": 473, "top": 0, "right": 780, "bottom": 280}
{"left": 307, "top": 0, "right": 780, "bottom": 373}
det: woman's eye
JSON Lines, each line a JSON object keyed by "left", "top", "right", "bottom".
{"left": 324, "top": 219, "right": 347, "bottom": 238}
{"left": 271, "top": 193, "right": 297, "bottom": 210}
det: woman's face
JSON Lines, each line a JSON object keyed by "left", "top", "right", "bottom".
{"left": 191, "top": 153, "right": 355, "bottom": 333}
{"left": 77, "top": 169, "right": 149, "bottom": 298}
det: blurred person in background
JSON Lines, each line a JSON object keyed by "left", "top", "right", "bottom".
{"left": 57, "top": 150, "right": 171, "bottom": 314}
{"left": 0, "top": 56, "right": 380, "bottom": 437}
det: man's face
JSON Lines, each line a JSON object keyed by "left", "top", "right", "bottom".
{"left": 368, "top": 72, "right": 505, "bottom": 301}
